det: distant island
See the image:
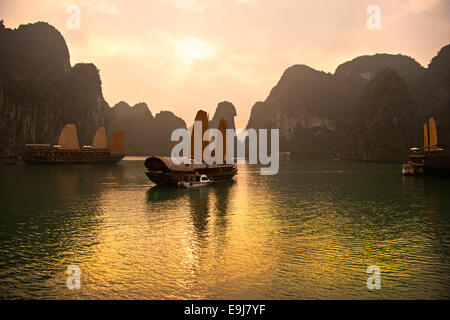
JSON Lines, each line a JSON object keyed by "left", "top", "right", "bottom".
{"left": 1, "top": 20, "right": 449, "bottom": 162}
{"left": 246, "top": 46, "right": 450, "bottom": 162}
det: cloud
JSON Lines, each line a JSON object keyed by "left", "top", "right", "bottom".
{"left": 406, "top": 0, "right": 443, "bottom": 13}
{"left": 164, "top": 0, "right": 213, "bottom": 13}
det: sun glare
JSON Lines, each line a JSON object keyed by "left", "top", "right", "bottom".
{"left": 180, "top": 38, "right": 214, "bottom": 61}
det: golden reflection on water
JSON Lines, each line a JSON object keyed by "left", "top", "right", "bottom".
{"left": 59, "top": 163, "right": 450, "bottom": 299}
{"left": 0, "top": 160, "right": 449, "bottom": 299}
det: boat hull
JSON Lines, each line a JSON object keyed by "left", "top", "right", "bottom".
{"left": 408, "top": 150, "right": 450, "bottom": 176}
{"left": 145, "top": 169, "right": 237, "bottom": 186}
{"left": 178, "top": 181, "right": 210, "bottom": 188}
{"left": 144, "top": 156, "right": 238, "bottom": 186}
{"left": 22, "top": 147, "right": 125, "bottom": 164}
{"left": 23, "top": 156, "right": 124, "bottom": 164}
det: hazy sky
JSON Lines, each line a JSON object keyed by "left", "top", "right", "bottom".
{"left": 2, "top": 0, "right": 449, "bottom": 128}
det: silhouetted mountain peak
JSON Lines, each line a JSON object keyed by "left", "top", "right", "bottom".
{"left": 275, "top": 64, "right": 329, "bottom": 90}
{"left": 429, "top": 44, "right": 450, "bottom": 74}
{"left": 246, "top": 50, "right": 438, "bottom": 159}
{"left": 70, "top": 63, "right": 104, "bottom": 96}
{"left": 334, "top": 53, "right": 424, "bottom": 82}
{"left": 345, "top": 68, "right": 420, "bottom": 162}
{"left": 154, "top": 110, "right": 185, "bottom": 125}
{"left": 210, "top": 101, "right": 237, "bottom": 129}
{"left": 425, "top": 43, "right": 450, "bottom": 145}
{"left": 282, "top": 64, "right": 319, "bottom": 75}
{"left": 112, "top": 101, "right": 153, "bottom": 118}
{"left": 0, "top": 21, "right": 70, "bottom": 76}
{"left": 133, "top": 102, "right": 153, "bottom": 118}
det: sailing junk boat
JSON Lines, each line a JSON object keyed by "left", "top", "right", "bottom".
{"left": 406, "top": 117, "right": 450, "bottom": 175}
{"left": 144, "top": 110, "right": 238, "bottom": 185}
{"left": 22, "top": 124, "right": 125, "bottom": 164}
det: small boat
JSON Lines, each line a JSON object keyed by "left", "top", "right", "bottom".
{"left": 406, "top": 117, "right": 450, "bottom": 176}
{"left": 402, "top": 163, "right": 415, "bottom": 176}
{"left": 145, "top": 156, "right": 237, "bottom": 185}
{"left": 144, "top": 110, "right": 237, "bottom": 186}
{"left": 178, "top": 174, "right": 211, "bottom": 188}
{"left": 3, "top": 158, "right": 18, "bottom": 165}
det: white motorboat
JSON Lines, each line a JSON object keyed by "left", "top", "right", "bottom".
{"left": 178, "top": 174, "right": 211, "bottom": 188}
{"left": 402, "top": 163, "right": 415, "bottom": 176}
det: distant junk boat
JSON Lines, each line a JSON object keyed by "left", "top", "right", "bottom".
{"left": 144, "top": 110, "right": 238, "bottom": 186}
{"left": 403, "top": 117, "right": 450, "bottom": 176}
{"left": 22, "top": 124, "right": 125, "bottom": 164}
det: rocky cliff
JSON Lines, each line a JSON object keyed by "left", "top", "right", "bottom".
{"left": 153, "top": 110, "right": 187, "bottom": 156}
{"left": 2, "top": 20, "right": 448, "bottom": 161}
{"left": 425, "top": 44, "right": 450, "bottom": 146}
{"left": 0, "top": 21, "right": 111, "bottom": 157}
{"left": 107, "top": 101, "right": 154, "bottom": 155}
{"left": 209, "top": 101, "right": 237, "bottom": 130}
{"left": 0, "top": 21, "right": 187, "bottom": 157}
{"left": 107, "top": 101, "right": 187, "bottom": 155}
{"left": 246, "top": 49, "right": 448, "bottom": 161}
{"left": 0, "top": 21, "right": 70, "bottom": 76}
{"left": 345, "top": 69, "right": 421, "bottom": 162}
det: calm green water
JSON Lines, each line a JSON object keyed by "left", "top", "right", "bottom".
{"left": 1, "top": 157, "right": 449, "bottom": 299}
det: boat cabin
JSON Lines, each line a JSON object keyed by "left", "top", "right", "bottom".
{"left": 402, "top": 163, "right": 415, "bottom": 176}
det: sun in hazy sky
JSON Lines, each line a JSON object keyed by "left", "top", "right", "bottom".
{"left": 179, "top": 38, "right": 215, "bottom": 62}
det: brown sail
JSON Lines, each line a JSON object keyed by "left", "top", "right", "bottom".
{"left": 218, "top": 118, "right": 227, "bottom": 163}
{"left": 58, "top": 124, "right": 80, "bottom": 150}
{"left": 92, "top": 127, "right": 108, "bottom": 149}
{"left": 424, "top": 123, "right": 429, "bottom": 152}
{"left": 190, "top": 110, "right": 209, "bottom": 162}
{"left": 109, "top": 130, "right": 124, "bottom": 152}
{"left": 22, "top": 125, "right": 124, "bottom": 164}
{"left": 429, "top": 117, "right": 438, "bottom": 152}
